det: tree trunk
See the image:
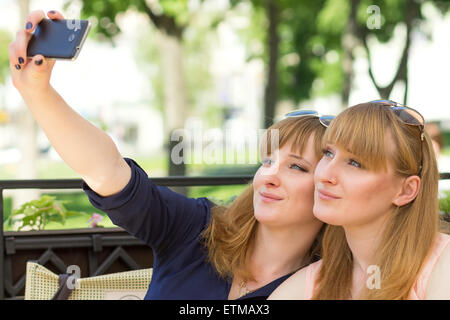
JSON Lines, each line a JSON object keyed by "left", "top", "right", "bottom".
{"left": 341, "top": 0, "right": 359, "bottom": 109}
{"left": 155, "top": 30, "right": 188, "bottom": 194}
{"left": 263, "top": 0, "right": 280, "bottom": 129}
{"left": 14, "top": 0, "right": 40, "bottom": 211}
{"left": 142, "top": 3, "right": 188, "bottom": 194}
{"left": 362, "top": 1, "right": 418, "bottom": 102}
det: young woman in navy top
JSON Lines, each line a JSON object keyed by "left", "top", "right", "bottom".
{"left": 10, "top": 9, "right": 330, "bottom": 299}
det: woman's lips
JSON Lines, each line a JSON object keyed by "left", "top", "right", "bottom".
{"left": 317, "top": 189, "right": 341, "bottom": 200}
{"left": 260, "top": 191, "right": 283, "bottom": 202}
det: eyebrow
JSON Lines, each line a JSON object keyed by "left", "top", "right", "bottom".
{"left": 326, "top": 143, "right": 354, "bottom": 156}
{"left": 288, "top": 154, "right": 311, "bottom": 166}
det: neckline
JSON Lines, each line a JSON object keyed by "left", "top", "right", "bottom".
{"left": 226, "top": 271, "right": 295, "bottom": 300}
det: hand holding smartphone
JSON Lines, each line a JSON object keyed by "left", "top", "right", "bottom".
{"left": 9, "top": 10, "right": 91, "bottom": 98}
{"left": 27, "top": 18, "right": 91, "bottom": 61}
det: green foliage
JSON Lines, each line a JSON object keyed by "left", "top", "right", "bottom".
{"left": 233, "top": 0, "right": 450, "bottom": 106}
{"left": 2, "top": 196, "right": 12, "bottom": 223}
{"left": 159, "top": 0, "right": 190, "bottom": 26}
{"left": 234, "top": 0, "right": 334, "bottom": 103}
{"left": 74, "top": 0, "right": 201, "bottom": 42}
{"left": 280, "top": 0, "right": 341, "bottom": 100}
{"left": 317, "top": 0, "right": 350, "bottom": 35}
{"left": 439, "top": 190, "right": 450, "bottom": 222}
{"left": 69, "top": 0, "right": 450, "bottom": 124}
{"left": 0, "top": 29, "right": 12, "bottom": 85}
{"left": 5, "top": 195, "right": 90, "bottom": 231}
{"left": 131, "top": 1, "right": 222, "bottom": 126}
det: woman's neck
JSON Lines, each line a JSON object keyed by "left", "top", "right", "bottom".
{"left": 249, "top": 220, "right": 323, "bottom": 282}
{"left": 344, "top": 214, "right": 389, "bottom": 277}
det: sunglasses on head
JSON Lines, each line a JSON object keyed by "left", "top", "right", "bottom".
{"left": 370, "top": 99, "right": 425, "bottom": 175}
{"left": 369, "top": 100, "right": 425, "bottom": 141}
{"left": 284, "top": 110, "right": 336, "bottom": 127}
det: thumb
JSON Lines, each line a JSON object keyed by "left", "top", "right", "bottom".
{"left": 30, "top": 54, "right": 51, "bottom": 73}
{"left": 28, "top": 55, "right": 54, "bottom": 83}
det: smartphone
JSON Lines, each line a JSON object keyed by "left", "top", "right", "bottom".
{"left": 27, "top": 19, "right": 91, "bottom": 61}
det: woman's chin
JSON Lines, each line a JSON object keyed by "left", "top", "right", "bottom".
{"left": 313, "top": 204, "right": 341, "bottom": 225}
{"left": 253, "top": 209, "right": 278, "bottom": 224}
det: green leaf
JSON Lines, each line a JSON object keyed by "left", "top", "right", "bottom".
{"left": 23, "top": 206, "right": 38, "bottom": 216}
{"left": 9, "top": 194, "right": 82, "bottom": 231}
{"left": 66, "top": 211, "right": 90, "bottom": 217}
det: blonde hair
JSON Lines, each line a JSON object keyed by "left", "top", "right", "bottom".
{"left": 312, "top": 103, "right": 440, "bottom": 300}
{"left": 202, "top": 116, "right": 327, "bottom": 281}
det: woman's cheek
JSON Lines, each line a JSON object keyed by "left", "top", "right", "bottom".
{"left": 252, "top": 168, "right": 263, "bottom": 189}
{"left": 295, "top": 175, "right": 316, "bottom": 205}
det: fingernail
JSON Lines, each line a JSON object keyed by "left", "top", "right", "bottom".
{"left": 35, "top": 59, "right": 43, "bottom": 66}
{"left": 18, "top": 57, "right": 24, "bottom": 64}
{"left": 49, "top": 10, "right": 55, "bottom": 14}
{"left": 15, "top": 64, "right": 21, "bottom": 70}
{"left": 26, "top": 22, "right": 33, "bottom": 30}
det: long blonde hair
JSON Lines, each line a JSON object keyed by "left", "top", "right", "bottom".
{"left": 202, "top": 116, "right": 327, "bottom": 281}
{"left": 312, "top": 103, "right": 439, "bottom": 300}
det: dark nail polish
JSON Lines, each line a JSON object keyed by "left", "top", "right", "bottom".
{"left": 49, "top": 10, "right": 55, "bottom": 14}
{"left": 35, "top": 59, "right": 43, "bottom": 66}
{"left": 18, "top": 57, "right": 24, "bottom": 64}
{"left": 15, "top": 64, "right": 21, "bottom": 70}
{"left": 26, "top": 22, "right": 33, "bottom": 30}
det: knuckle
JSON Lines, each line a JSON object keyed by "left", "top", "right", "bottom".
{"left": 27, "top": 10, "right": 45, "bottom": 23}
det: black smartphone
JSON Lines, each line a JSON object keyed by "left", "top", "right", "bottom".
{"left": 27, "top": 19, "right": 91, "bottom": 61}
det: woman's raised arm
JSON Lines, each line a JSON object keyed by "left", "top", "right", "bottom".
{"left": 9, "top": 9, "right": 131, "bottom": 196}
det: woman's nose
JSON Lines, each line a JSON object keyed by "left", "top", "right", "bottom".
{"left": 315, "top": 158, "right": 338, "bottom": 185}
{"left": 262, "top": 164, "right": 281, "bottom": 187}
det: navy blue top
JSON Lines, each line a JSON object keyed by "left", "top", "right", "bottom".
{"left": 82, "top": 157, "right": 293, "bottom": 300}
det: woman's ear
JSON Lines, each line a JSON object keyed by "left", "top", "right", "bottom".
{"left": 393, "top": 175, "right": 421, "bottom": 207}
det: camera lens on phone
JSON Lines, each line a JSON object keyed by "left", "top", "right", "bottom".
{"left": 68, "top": 34, "right": 76, "bottom": 42}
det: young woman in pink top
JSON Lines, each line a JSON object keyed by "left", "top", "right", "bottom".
{"left": 270, "top": 101, "right": 450, "bottom": 300}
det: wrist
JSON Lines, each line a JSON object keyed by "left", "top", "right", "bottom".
{"left": 21, "top": 84, "right": 55, "bottom": 102}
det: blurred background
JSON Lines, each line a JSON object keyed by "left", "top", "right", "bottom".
{"left": 1, "top": 0, "right": 450, "bottom": 230}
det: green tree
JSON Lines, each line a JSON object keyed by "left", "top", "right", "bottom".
{"left": 232, "top": 0, "right": 330, "bottom": 127}
{"left": 318, "top": 0, "right": 450, "bottom": 105}
{"left": 74, "top": 0, "right": 216, "bottom": 180}
{"left": 235, "top": 0, "right": 450, "bottom": 122}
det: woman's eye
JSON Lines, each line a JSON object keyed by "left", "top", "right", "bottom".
{"left": 261, "top": 158, "right": 273, "bottom": 166}
{"left": 349, "top": 159, "right": 362, "bottom": 168}
{"left": 289, "top": 164, "right": 308, "bottom": 172}
{"left": 322, "top": 148, "right": 333, "bottom": 158}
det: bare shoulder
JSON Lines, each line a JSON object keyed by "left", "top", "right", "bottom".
{"left": 268, "top": 266, "right": 309, "bottom": 300}
{"left": 426, "top": 237, "right": 450, "bottom": 299}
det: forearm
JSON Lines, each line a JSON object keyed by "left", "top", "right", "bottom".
{"left": 21, "top": 86, "right": 122, "bottom": 184}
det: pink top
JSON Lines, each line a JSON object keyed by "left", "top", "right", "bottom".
{"left": 304, "top": 232, "right": 450, "bottom": 300}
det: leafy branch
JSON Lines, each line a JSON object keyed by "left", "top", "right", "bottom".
{"left": 5, "top": 195, "right": 90, "bottom": 231}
